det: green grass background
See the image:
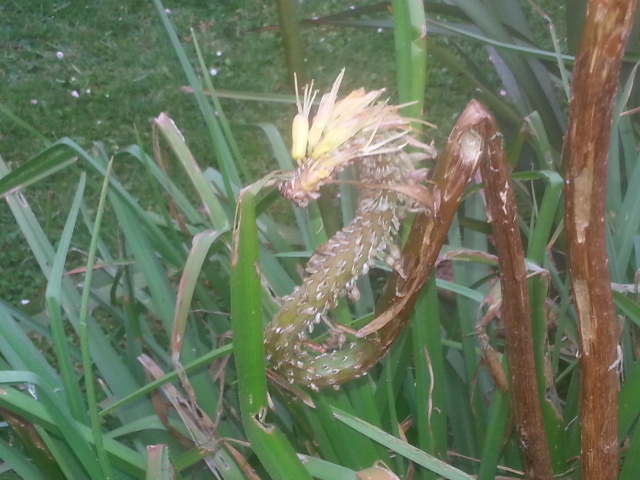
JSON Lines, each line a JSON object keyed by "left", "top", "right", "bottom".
{"left": 1, "top": 0, "right": 493, "bottom": 306}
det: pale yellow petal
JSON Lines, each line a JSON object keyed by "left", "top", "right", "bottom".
{"left": 329, "top": 88, "right": 383, "bottom": 124}
{"left": 307, "top": 68, "right": 345, "bottom": 150}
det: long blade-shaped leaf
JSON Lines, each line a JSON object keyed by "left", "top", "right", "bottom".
{"left": 231, "top": 186, "right": 312, "bottom": 479}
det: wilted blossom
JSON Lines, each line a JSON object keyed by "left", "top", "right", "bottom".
{"left": 283, "top": 68, "right": 415, "bottom": 204}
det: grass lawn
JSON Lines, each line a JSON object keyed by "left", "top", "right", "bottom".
{"left": 0, "top": 0, "right": 483, "bottom": 307}
{"left": 1, "top": 0, "right": 565, "bottom": 306}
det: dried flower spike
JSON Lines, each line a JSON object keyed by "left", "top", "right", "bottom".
{"left": 266, "top": 70, "right": 436, "bottom": 388}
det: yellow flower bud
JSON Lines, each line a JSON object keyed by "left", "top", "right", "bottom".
{"left": 291, "top": 113, "right": 309, "bottom": 162}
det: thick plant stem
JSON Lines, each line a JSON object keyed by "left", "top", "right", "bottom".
{"left": 563, "top": 0, "right": 637, "bottom": 478}
{"left": 374, "top": 101, "right": 553, "bottom": 479}
{"left": 367, "top": 101, "right": 487, "bottom": 334}
{"left": 479, "top": 115, "right": 553, "bottom": 480}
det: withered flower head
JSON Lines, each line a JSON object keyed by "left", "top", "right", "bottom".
{"left": 280, "top": 69, "right": 414, "bottom": 207}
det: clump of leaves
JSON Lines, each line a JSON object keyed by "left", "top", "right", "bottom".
{"left": 1, "top": 1, "right": 640, "bottom": 480}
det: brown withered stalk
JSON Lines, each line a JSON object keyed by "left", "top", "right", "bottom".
{"left": 373, "top": 100, "right": 553, "bottom": 480}
{"left": 563, "top": 0, "right": 638, "bottom": 478}
{"left": 362, "top": 100, "right": 487, "bottom": 339}
{"left": 478, "top": 114, "right": 553, "bottom": 480}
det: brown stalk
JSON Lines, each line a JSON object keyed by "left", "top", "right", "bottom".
{"left": 371, "top": 100, "right": 553, "bottom": 479}
{"left": 478, "top": 115, "right": 553, "bottom": 480}
{"left": 361, "top": 101, "right": 488, "bottom": 344}
{"left": 563, "top": 0, "right": 637, "bottom": 478}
